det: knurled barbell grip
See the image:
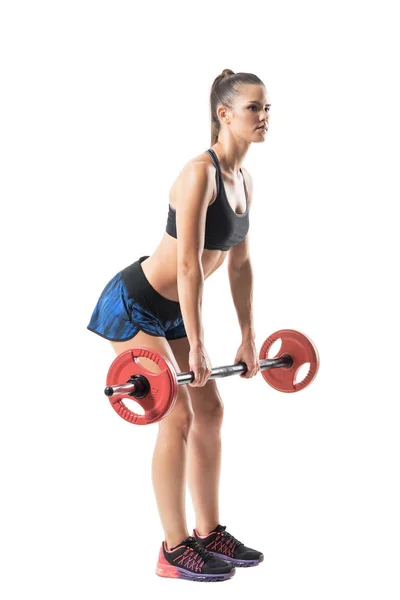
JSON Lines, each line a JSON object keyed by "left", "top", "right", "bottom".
{"left": 104, "top": 354, "right": 293, "bottom": 398}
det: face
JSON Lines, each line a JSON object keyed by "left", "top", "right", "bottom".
{"left": 218, "top": 84, "right": 270, "bottom": 142}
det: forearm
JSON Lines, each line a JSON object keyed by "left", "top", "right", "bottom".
{"left": 177, "top": 266, "right": 205, "bottom": 348}
{"left": 228, "top": 261, "right": 255, "bottom": 341}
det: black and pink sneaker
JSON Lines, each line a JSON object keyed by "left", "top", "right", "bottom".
{"left": 155, "top": 535, "right": 236, "bottom": 582}
{"left": 193, "top": 524, "right": 264, "bottom": 568}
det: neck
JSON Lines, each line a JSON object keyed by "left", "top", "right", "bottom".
{"left": 211, "top": 139, "right": 249, "bottom": 175}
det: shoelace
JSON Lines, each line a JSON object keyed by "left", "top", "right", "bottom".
{"left": 184, "top": 537, "right": 214, "bottom": 563}
{"left": 216, "top": 526, "right": 243, "bottom": 549}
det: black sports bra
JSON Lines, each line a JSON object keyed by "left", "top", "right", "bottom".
{"left": 165, "top": 148, "right": 250, "bottom": 251}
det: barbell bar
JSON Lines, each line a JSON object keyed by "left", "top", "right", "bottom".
{"left": 103, "top": 329, "right": 319, "bottom": 425}
{"left": 105, "top": 354, "right": 293, "bottom": 397}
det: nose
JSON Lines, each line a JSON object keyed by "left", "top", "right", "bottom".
{"left": 259, "top": 110, "right": 269, "bottom": 125}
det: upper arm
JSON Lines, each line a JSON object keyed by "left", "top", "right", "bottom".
{"left": 228, "top": 167, "right": 253, "bottom": 271}
{"left": 175, "top": 161, "right": 214, "bottom": 270}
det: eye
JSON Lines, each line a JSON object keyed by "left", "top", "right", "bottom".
{"left": 249, "top": 105, "right": 270, "bottom": 112}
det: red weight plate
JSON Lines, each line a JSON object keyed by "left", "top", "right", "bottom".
{"left": 259, "top": 329, "right": 319, "bottom": 393}
{"left": 106, "top": 347, "right": 178, "bottom": 424}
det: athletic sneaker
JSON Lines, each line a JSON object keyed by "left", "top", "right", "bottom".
{"left": 155, "top": 535, "right": 236, "bottom": 582}
{"left": 193, "top": 524, "right": 264, "bottom": 567}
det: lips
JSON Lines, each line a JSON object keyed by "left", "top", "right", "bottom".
{"left": 257, "top": 126, "right": 268, "bottom": 130}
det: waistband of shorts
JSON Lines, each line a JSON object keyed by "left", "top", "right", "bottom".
{"left": 119, "top": 255, "right": 182, "bottom": 320}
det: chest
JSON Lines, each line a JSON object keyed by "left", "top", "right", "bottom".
{"left": 210, "top": 170, "right": 247, "bottom": 215}
{"left": 169, "top": 171, "right": 247, "bottom": 215}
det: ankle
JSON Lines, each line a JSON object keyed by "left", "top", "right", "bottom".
{"left": 195, "top": 523, "right": 219, "bottom": 537}
{"left": 165, "top": 533, "right": 190, "bottom": 551}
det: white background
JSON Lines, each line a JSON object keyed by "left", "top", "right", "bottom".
{"left": 1, "top": 1, "right": 399, "bottom": 598}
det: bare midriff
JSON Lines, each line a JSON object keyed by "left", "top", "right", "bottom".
{"left": 141, "top": 232, "right": 227, "bottom": 303}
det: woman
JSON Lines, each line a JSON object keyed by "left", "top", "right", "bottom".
{"left": 87, "top": 69, "right": 270, "bottom": 583}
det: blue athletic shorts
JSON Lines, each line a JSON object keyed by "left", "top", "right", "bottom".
{"left": 87, "top": 255, "right": 187, "bottom": 342}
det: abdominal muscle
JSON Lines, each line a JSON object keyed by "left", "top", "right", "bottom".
{"left": 140, "top": 232, "right": 226, "bottom": 303}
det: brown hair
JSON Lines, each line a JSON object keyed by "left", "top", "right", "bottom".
{"left": 210, "top": 69, "right": 265, "bottom": 145}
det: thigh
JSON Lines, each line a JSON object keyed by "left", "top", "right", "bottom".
{"left": 110, "top": 330, "right": 192, "bottom": 425}
{"left": 167, "top": 336, "right": 223, "bottom": 419}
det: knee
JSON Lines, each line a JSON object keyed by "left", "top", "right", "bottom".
{"left": 176, "top": 409, "right": 194, "bottom": 437}
{"left": 158, "top": 391, "right": 194, "bottom": 438}
{"left": 194, "top": 396, "right": 224, "bottom": 428}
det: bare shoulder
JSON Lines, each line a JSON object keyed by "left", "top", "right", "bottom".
{"left": 169, "top": 151, "right": 216, "bottom": 206}
{"left": 183, "top": 150, "right": 214, "bottom": 172}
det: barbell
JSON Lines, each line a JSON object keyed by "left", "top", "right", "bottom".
{"left": 103, "top": 329, "right": 319, "bottom": 425}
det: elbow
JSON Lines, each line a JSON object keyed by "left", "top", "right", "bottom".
{"left": 177, "top": 258, "right": 203, "bottom": 277}
{"left": 177, "top": 250, "right": 203, "bottom": 275}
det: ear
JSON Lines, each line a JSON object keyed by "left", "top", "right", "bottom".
{"left": 217, "top": 105, "right": 230, "bottom": 125}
